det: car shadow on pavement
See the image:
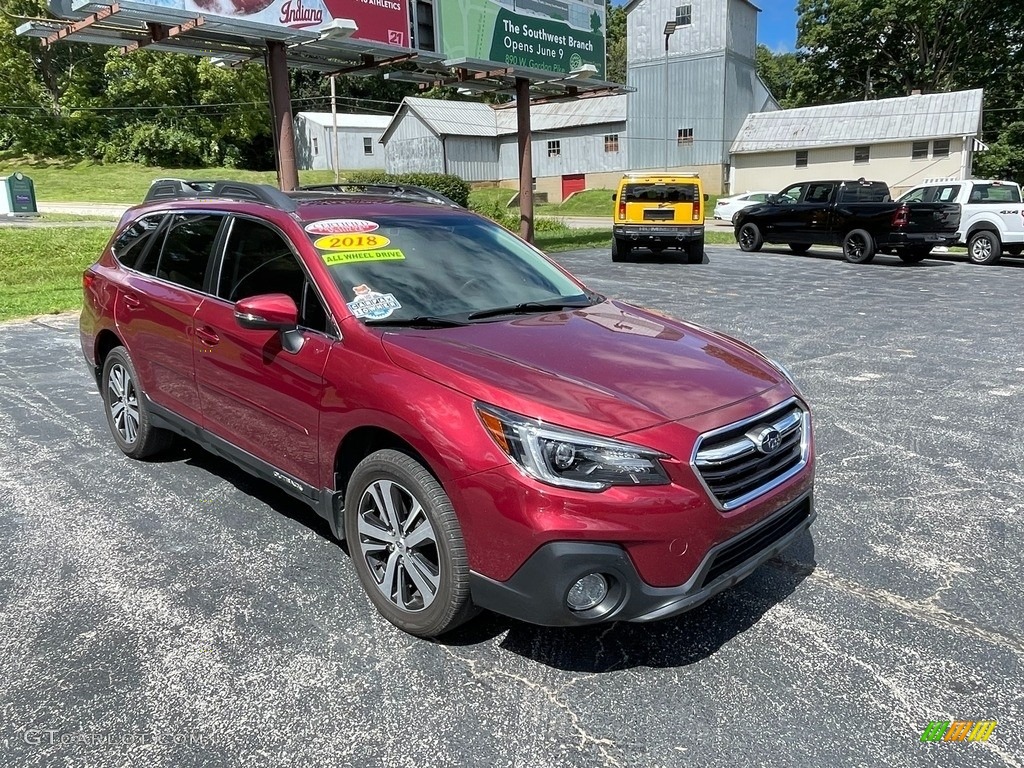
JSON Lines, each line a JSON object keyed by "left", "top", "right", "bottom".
{"left": 756, "top": 247, "right": 955, "bottom": 267}
{"left": 444, "top": 531, "right": 816, "bottom": 672}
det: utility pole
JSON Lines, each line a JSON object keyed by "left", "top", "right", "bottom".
{"left": 330, "top": 74, "right": 340, "bottom": 182}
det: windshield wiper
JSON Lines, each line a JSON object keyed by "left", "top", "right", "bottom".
{"left": 467, "top": 298, "right": 595, "bottom": 321}
{"left": 364, "top": 315, "right": 469, "bottom": 328}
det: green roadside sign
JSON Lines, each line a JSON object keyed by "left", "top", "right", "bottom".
{"left": 438, "top": 0, "right": 606, "bottom": 79}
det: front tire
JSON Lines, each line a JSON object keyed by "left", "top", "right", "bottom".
{"left": 1005, "top": 244, "right": 1023, "bottom": 257}
{"left": 899, "top": 247, "right": 930, "bottom": 264}
{"left": 843, "top": 229, "right": 876, "bottom": 264}
{"left": 737, "top": 222, "right": 763, "bottom": 252}
{"left": 344, "top": 449, "right": 476, "bottom": 638}
{"left": 968, "top": 230, "right": 1002, "bottom": 265}
{"left": 101, "top": 346, "right": 173, "bottom": 459}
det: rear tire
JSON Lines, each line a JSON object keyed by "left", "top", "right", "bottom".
{"left": 788, "top": 243, "right": 811, "bottom": 254}
{"left": 686, "top": 241, "right": 704, "bottom": 264}
{"left": 344, "top": 449, "right": 477, "bottom": 638}
{"left": 968, "top": 230, "right": 1002, "bottom": 265}
{"left": 842, "top": 229, "right": 876, "bottom": 264}
{"left": 737, "top": 222, "right": 763, "bottom": 252}
{"left": 611, "top": 237, "right": 631, "bottom": 262}
{"left": 101, "top": 346, "right": 174, "bottom": 459}
{"left": 1006, "top": 244, "right": 1023, "bottom": 257}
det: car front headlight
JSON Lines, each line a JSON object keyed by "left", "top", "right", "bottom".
{"left": 476, "top": 404, "right": 670, "bottom": 491}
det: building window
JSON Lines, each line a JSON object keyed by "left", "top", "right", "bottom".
{"left": 912, "top": 141, "right": 929, "bottom": 160}
{"left": 547, "top": 140, "right": 561, "bottom": 157}
{"left": 363, "top": 137, "right": 374, "bottom": 156}
{"left": 604, "top": 134, "right": 619, "bottom": 153}
{"left": 932, "top": 139, "right": 950, "bottom": 158}
{"left": 677, "top": 127, "right": 693, "bottom": 145}
{"left": 854, "top": 145, "right": 870, "bottom": 164}
{"left": 312, "top": 137, "right": 319, "bottom": 156}
{"left": 795, "top": 150, "right": 808, "bottom": 168}
{"left": 675, "top": 4, "right": 692, "bottom": 27}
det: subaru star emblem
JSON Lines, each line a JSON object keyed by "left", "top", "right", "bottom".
{"left": 754, "top": 427, "right": 782, "bottom": 454}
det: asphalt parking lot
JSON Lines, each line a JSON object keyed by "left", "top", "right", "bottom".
{"left": 1, "top": 243, "right": 1022, "bottom": 767}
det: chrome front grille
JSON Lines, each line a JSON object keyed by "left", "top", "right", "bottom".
{"left": 692, "top": 399, "right": 809, "bottom": 510}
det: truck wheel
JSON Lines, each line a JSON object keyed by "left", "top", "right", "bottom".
{"left": 1006, "top": 245, "right": 1023, "bottom": 257}
{"left": 686, "top": 240, "right": 704, "bottom": 264}
{"left": 611, "top": 237, "right": 631, "bottom": 262}
{"left": 788, "top": 243, "right": 811, "bottom": 254}
{"left": 968, "top": 231, "right": 1001, "bottom": 265}
{"left": 843, "top": 229, "right": 876, "bottom": 264}
{"left": 737, "top": 223, "right": 763, "bottom": 252}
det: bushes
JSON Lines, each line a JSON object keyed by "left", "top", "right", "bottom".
{"left": 344, "top": 170, "right": 470, "bottom": 208}
{"left": 102, "top": 123, "right": 219, "bottom": 167}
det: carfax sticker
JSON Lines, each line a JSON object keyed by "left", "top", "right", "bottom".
{"left": 322, "top": 249, "right": 406, "bottom": 265}
{"left": 305, "top": 218, "right": 379, "bottom": 235}
{"left": 314, "top": 233, "right": 391, "bottom": 251}
{"left": 347, "top": 284, "right": 401, "bottom": 320}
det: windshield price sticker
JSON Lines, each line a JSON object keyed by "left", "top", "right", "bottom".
{"left": 321, "top": 249, "right": 406, "bottom": 265}
{"left": 347, "top": 284, "right": 401, "bottom": 320}
{"left": 314, "top": 234, "right": 391, "bottom": 251}
{"left": 305, "top": 219, "right": 379, "bottom": 235}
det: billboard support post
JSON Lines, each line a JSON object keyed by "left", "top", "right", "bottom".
{"left": 267, "top": 39, "right": 299, "bottom": 192}
{"left": 515, "top": 77, "right": 534, "bottom": 243}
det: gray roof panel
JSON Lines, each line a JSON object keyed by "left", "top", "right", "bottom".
{"left": 730, "top": 89, "right": 983, "bottom": 154}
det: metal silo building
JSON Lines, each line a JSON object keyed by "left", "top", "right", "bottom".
{"left": 625, "top": 0, "right": 778, "bottom": 194}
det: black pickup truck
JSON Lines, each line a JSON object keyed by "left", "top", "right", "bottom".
{"left": 733, "top": 179, "right": 961, "bottom": 263}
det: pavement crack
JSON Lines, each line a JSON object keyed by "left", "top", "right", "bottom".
{"left": 436, "top": 645, "right": 623, "bottom": 767}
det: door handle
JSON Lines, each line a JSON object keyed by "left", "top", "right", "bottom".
{"left": 122, "top": 293, "right": 141, "bottom": 310}
{"left": 195, "top": 327, "right": 220, "bottom": 347}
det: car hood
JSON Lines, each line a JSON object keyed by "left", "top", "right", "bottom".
{"left": 381, "top": 300, "right": 783, "bottom": 435}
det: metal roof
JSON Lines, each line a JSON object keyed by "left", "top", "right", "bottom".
{"left": 383, "top": 94, "right": 627, "bottom": 142}
{"left": 730, "top": 89, "right": 984, "bottom": 154}
{"left": 295, "top": 112, "right": 392, "bottom": 130}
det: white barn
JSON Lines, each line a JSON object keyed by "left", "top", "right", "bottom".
{"left": 294, "top": 112, "right": 391, "bottom": 172}
{"left": 381, "top": 96, "right": 628, "bottom": 202}
{"left": 729, "top": 89, "right": 986, "bottom": 197}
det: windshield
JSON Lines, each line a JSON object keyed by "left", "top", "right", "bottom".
{"left": 623, "top": 184, "right": 696, "bottom": 203}
{"left": 305, "top": 214, "right": 593, "bottom": 324}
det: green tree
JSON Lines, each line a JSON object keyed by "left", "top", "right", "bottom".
{"left": 605, "top": 4, "right": 626, "bottom": 84}
{"left": 974, "top": 121, "right": 1024, "bottom": 185}
{"left": 755, "top": 44, "right": 801, "bottom": 108}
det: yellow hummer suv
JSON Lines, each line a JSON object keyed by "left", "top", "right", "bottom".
{"left": 612, "top": 173, "right": 706, "bottom": 263}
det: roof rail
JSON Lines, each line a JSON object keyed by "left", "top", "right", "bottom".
{"left": 143, "top": 178, "right": 298, "bottom": 212}
{"left": 298, "top": 183, "right": 462, "bottom": 208}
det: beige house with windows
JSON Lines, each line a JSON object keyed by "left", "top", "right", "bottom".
{"left": 729, "top": 89, "right": 985, "bottom": 197}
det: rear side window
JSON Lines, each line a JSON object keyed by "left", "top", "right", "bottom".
{"left": 838, "top": 183, "right": 890, "bottom": 203}
{"left": 111, "top": 214, "right": 165, "bottom": 271}
{"left": 969, "top": 184, "right": 1022, "bottom": 203}
{"left": 623, "top": 183, "right": 697, "bottom": 203}
{"left": 805, "top": 183, "right": 836, "bottom": 203}
{"left": 155, "top": 213, "right": 223, "bottom": 291}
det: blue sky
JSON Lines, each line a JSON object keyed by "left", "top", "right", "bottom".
{"left": 756, "top": 2, "right": 799, "bottom": 52}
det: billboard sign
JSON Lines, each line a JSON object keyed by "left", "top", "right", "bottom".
{"left": 50, "top": 0, "right": 410, "bottom": 46}
{"left": 437, "top": 0, "right": 606, "bottom": 78}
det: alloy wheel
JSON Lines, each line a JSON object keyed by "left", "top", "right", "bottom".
{"left": 356, "top": 479, "right": 440, "bottom": 612}
{"left": 107, "top": 363, "right": 140, "bottom": 444}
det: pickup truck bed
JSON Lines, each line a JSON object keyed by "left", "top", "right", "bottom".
{"left": 734, "top": 179, "right": 961, "bottom": 264}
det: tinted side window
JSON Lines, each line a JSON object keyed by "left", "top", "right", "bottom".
{"left": 156, "top": 214, "right": 222, "bottom": 291}
{"left": 806, "top": 183, "right": 836, "bottom": 203}
{"left": 218, "top": 218, "right": 330, "bottom": 333}
{"left": 112, "top": 214, "right": 165, "bottom": 271}
{"left": 779, "top": 184, "right": 806, "bottom": 203}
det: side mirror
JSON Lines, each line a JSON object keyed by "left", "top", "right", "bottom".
{"left": 703, "top": 193, "right": 709, "bottom": 202}
{"left": 234, "top": 293, "right": 299, "bottom": 331}
{"left": 611, "top": 193, "right": 617, "bottom": 201}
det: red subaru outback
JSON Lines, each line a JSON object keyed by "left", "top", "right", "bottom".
{"left": 81, "top": 181, "right": 815, "bottom": 637}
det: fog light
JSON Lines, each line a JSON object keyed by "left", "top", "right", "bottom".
{"left": 566, "top": 573, "right": 609, "bottom": 612}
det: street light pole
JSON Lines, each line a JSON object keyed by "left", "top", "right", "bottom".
{"left": 330, "top": 74, "right": 339, "bottom": 183}
{"left": 663, "top": 21, "right": 676, "bottom": 172}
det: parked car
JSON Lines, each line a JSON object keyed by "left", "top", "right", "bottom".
{"left": 714, "top": 191, "right": 775, "bottom": 223}
{"left": 734, "top": 179, "right": 961, "bottom": 264}
{"left": 897, "top": 179, "right": 1024, "bottom": 265}
{"left": 611, "top": 173, "right": 706, "bottom": 263}
{"left": 81, "top": 181, "right": 815, "bottom": 638}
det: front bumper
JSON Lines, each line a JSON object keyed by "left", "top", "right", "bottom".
{"left": 468, "top": 492, "right": 815, "bottom": 626}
